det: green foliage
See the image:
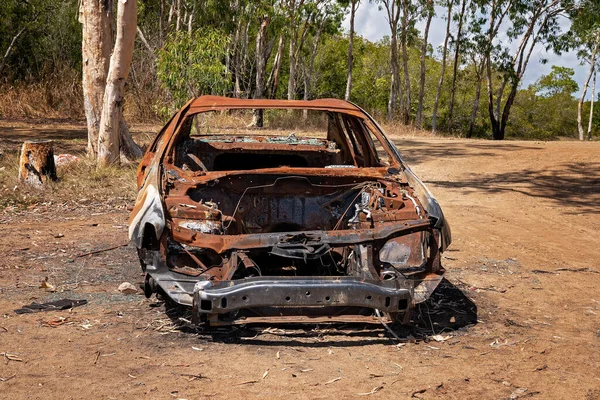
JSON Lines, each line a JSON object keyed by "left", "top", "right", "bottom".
{"left": 0, "top": 0, "right": 81, "bottom": 81}
{"left": 156, "top": 29, "right": 231, "bottom": 116}
{"left": 0, "top": 0, "right": 595, "bottom": 139}
{"left": 508, "top": 87, "right": 577, "bottom": 139}
{"left": 534, "top": 66, "right": 579, "bottom": 97}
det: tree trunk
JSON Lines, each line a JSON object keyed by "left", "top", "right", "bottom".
{"left": 302, "top": 17, "right": 326, "bottom": 120}
{"left": 79, "top": 0, "right": 113, "bottom": 158}
{"left": 159, "top": 0, "right": 165, "bottom": 44}
{"left": 0, "top": 26, "right": 27, "bottom": 76}
{"left": 588, "top": 70, "right": 596, "bottom": 141}
{"left": 400, "top": 0, "right": 412, "bottom": 124}
{"left": 388, "top": 72, "right": 396, "bottom": 121}
{"left": 97, "top": 0, "right": 139, "bottom": 166}
{"left": 432, "top": 0, "right": 453, "bottom": 132}
{"left": 232, "top": 9, "right": 243, "bottom": 98}
{"left": 467, "top": 61, "right": 484, "bottom": 138}
{"left": 447, "top": 0, "right": 467, "bottom": 132}
{"left": 288, "top": 33, "right": 297, "bottom": 100}
{"left": 267, "top": 34, "right": 284, "bottom": 98}
{"left": 18, "top": 140, "right": 58, "bottom": 186}
{"left": 387, "top": 33, "right": 401, "bottom": 121}
{"left": 345, "top": 0, "right": 358, "bottom": 101}
{"left": 579, "top": 45, "right": 597, "bottom": 141}
{"left": 416, "top": 1, "right": 433, "bottom": 129}
{"left": 251, "top": 16, "right": 271, "bottom": 127}
{"left": 175, "top": 0, "right": 181, "bottom": 31}
{"left": 239, "top": 18, "right": 251, "bottom": 97}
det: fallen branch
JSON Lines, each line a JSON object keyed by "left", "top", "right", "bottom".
{"left": 531, "top": 269, "right": 558, "bottom": 275}
{"left": 76, "top": 243, "right": 129, "bottom": 258}
{"left": 411, "top": 388, "right": 427, "bottom": 398}
{"left": 235, "top": 380, "right": 258, "bottom": 386}
{"left": 556, "top": 267, "right": 598, "bottom": 274}
{"left": 0, "top": 374, "right": 16, "bottom": 382}
{"left": 358, "top": 385, "right": 384, "bottom": 396}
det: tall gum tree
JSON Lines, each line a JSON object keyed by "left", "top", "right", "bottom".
{"left": 566, "top": 0, "right": 600, "bottom": 140}
{"left": 345, "top": 0, "right": 360, "bottom": 101}
{"left": 97, "top": 0, "right": 141, "bottom": 165}
{"left": 416, "top": 0, "right": 434, "bottom": 129}
{"left": 432, "top": 0, "right": 453, "bottom": 132}
{"left": 251, "top": 13, "right": 271, "bottom": 126}
{"left": 378, "top": 0, "right": 402, "bottom": 121}
{"left": 79, "top": 0, "right": 113, "bottom": 158}
{"left": 485, "top": 0, "right": 567, "bottom": 140}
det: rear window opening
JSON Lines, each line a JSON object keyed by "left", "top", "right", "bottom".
{"left": 213, "top": 152, "right": 308, "bottom": 171}
{"left": 171, "top": 109, "right": 391, "bottom": 172}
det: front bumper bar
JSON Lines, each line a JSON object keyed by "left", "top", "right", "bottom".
{"left": 193, "top": 276, "right": 412, "bottom": 315}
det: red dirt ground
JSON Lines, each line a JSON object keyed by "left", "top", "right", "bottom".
{"left": 0, "top": 122, "right": 599, "bottom": 399}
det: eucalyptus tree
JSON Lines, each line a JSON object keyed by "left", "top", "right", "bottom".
{"left": 344, "top": 0, "right": 360, "bottom": 101}
{"left": 432, "top": 0, "right": 454, "bottom": 132}
{"left": 376, "top": 0, "right": 402, "bottom": 121}
{"left": 416, "top": 0, "right": 434, "bottom": 128}
{"left": 484, "top": 0, "right": 569, "bottom": 140}
{"left": 447, "top": 0, "right": 470, "bottom": 131}
{"left": 565, "top": 0, "right": 600, "bottom": 140}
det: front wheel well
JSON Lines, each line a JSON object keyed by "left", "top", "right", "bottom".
{"left": 141, "top": 224, "right": 159, "bottom": 250}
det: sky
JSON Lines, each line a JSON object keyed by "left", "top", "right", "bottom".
{"left": 342, "top": 3, "right": 593, "bottom": 100}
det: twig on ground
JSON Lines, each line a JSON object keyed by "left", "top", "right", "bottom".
{"left": 0, "top": 374, "right": 16, "bottom": 382}
{"left": 411, "top": 388, "right": 427, "bottom": 398}
{"left": 556, "top": 267, "right": 598, "bottom": 274}
{"left": 76, "top": 243, "right": 129, "bottom": 258}
{"left": 235, "top": 380, "right": 258, "bottom": 386}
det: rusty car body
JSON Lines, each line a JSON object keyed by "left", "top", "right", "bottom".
{"left": 129, "top": 96, "right": 451, "bottom": 325}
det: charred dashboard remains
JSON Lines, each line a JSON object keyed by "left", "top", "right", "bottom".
{"left": 130, "top": 97, "right": 451, "bottom": 325}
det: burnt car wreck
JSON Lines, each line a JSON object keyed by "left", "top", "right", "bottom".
{"left": 129, "top": 96, "right": 451, "bottom": 325}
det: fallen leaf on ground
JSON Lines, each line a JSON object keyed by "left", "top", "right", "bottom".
{"left": 262, "top": 370, "right": 269, "bottom": 379}
{"left": 40, "top": 280, "right": 55, "bottom": 292}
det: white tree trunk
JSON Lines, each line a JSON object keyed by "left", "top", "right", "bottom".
{"left": 287, "top": 37, "right": 297, "bottom": 100}
{"left": 579, "top": 46, "right": 597, "bottom": 141}
{"left": 588, "top": 70, "right": 596, "bottom": 141}
{"left": 79, "top": 0, "right": 113, "bottom": 158}
{"left": 97, "top": 0, "right": 138, "bottom": 166}
{"left": 432, "top": 0, "right": 453, "bottom": 132}
{"left": 345, "top": 0, "right": 358, "bottom": 101}
{"left": 251, "top": 15, "right": 270, "bottom": 127}
{"left": 416, "top": 1, "right": 433, "bottom": 128}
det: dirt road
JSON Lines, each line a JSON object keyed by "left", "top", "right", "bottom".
{"left": 1, "top": 124, "right": 599, "bottom": 399}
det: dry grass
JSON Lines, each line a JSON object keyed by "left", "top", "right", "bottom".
{"left": 0, "top": 68, "right": 84, "bottom": 121}
{"left": 0, "top": 150, "right": 137, "bottom": 213}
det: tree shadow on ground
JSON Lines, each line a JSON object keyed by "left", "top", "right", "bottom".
{"left": 426, "top": 162, "right": 600, "bottom": 214}
{"left": 393, "top": 139, "right": 542, "bottom": 167}
{"left": 0, "top": 125, "right": 150, "bottom": 153}
{"left": 0, "top": 126, "right": 88, "bottom": 153}
{"left": 162, "top": 278, "right": 477, "bottom": 347}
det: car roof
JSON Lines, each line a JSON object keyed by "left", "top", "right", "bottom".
{"left": 188, "top": 95, "right": 363, "bottom": 113}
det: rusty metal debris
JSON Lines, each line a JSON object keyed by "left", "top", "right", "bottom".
{"left": 129, "top": 96, "right": 451, "bottom": 326}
